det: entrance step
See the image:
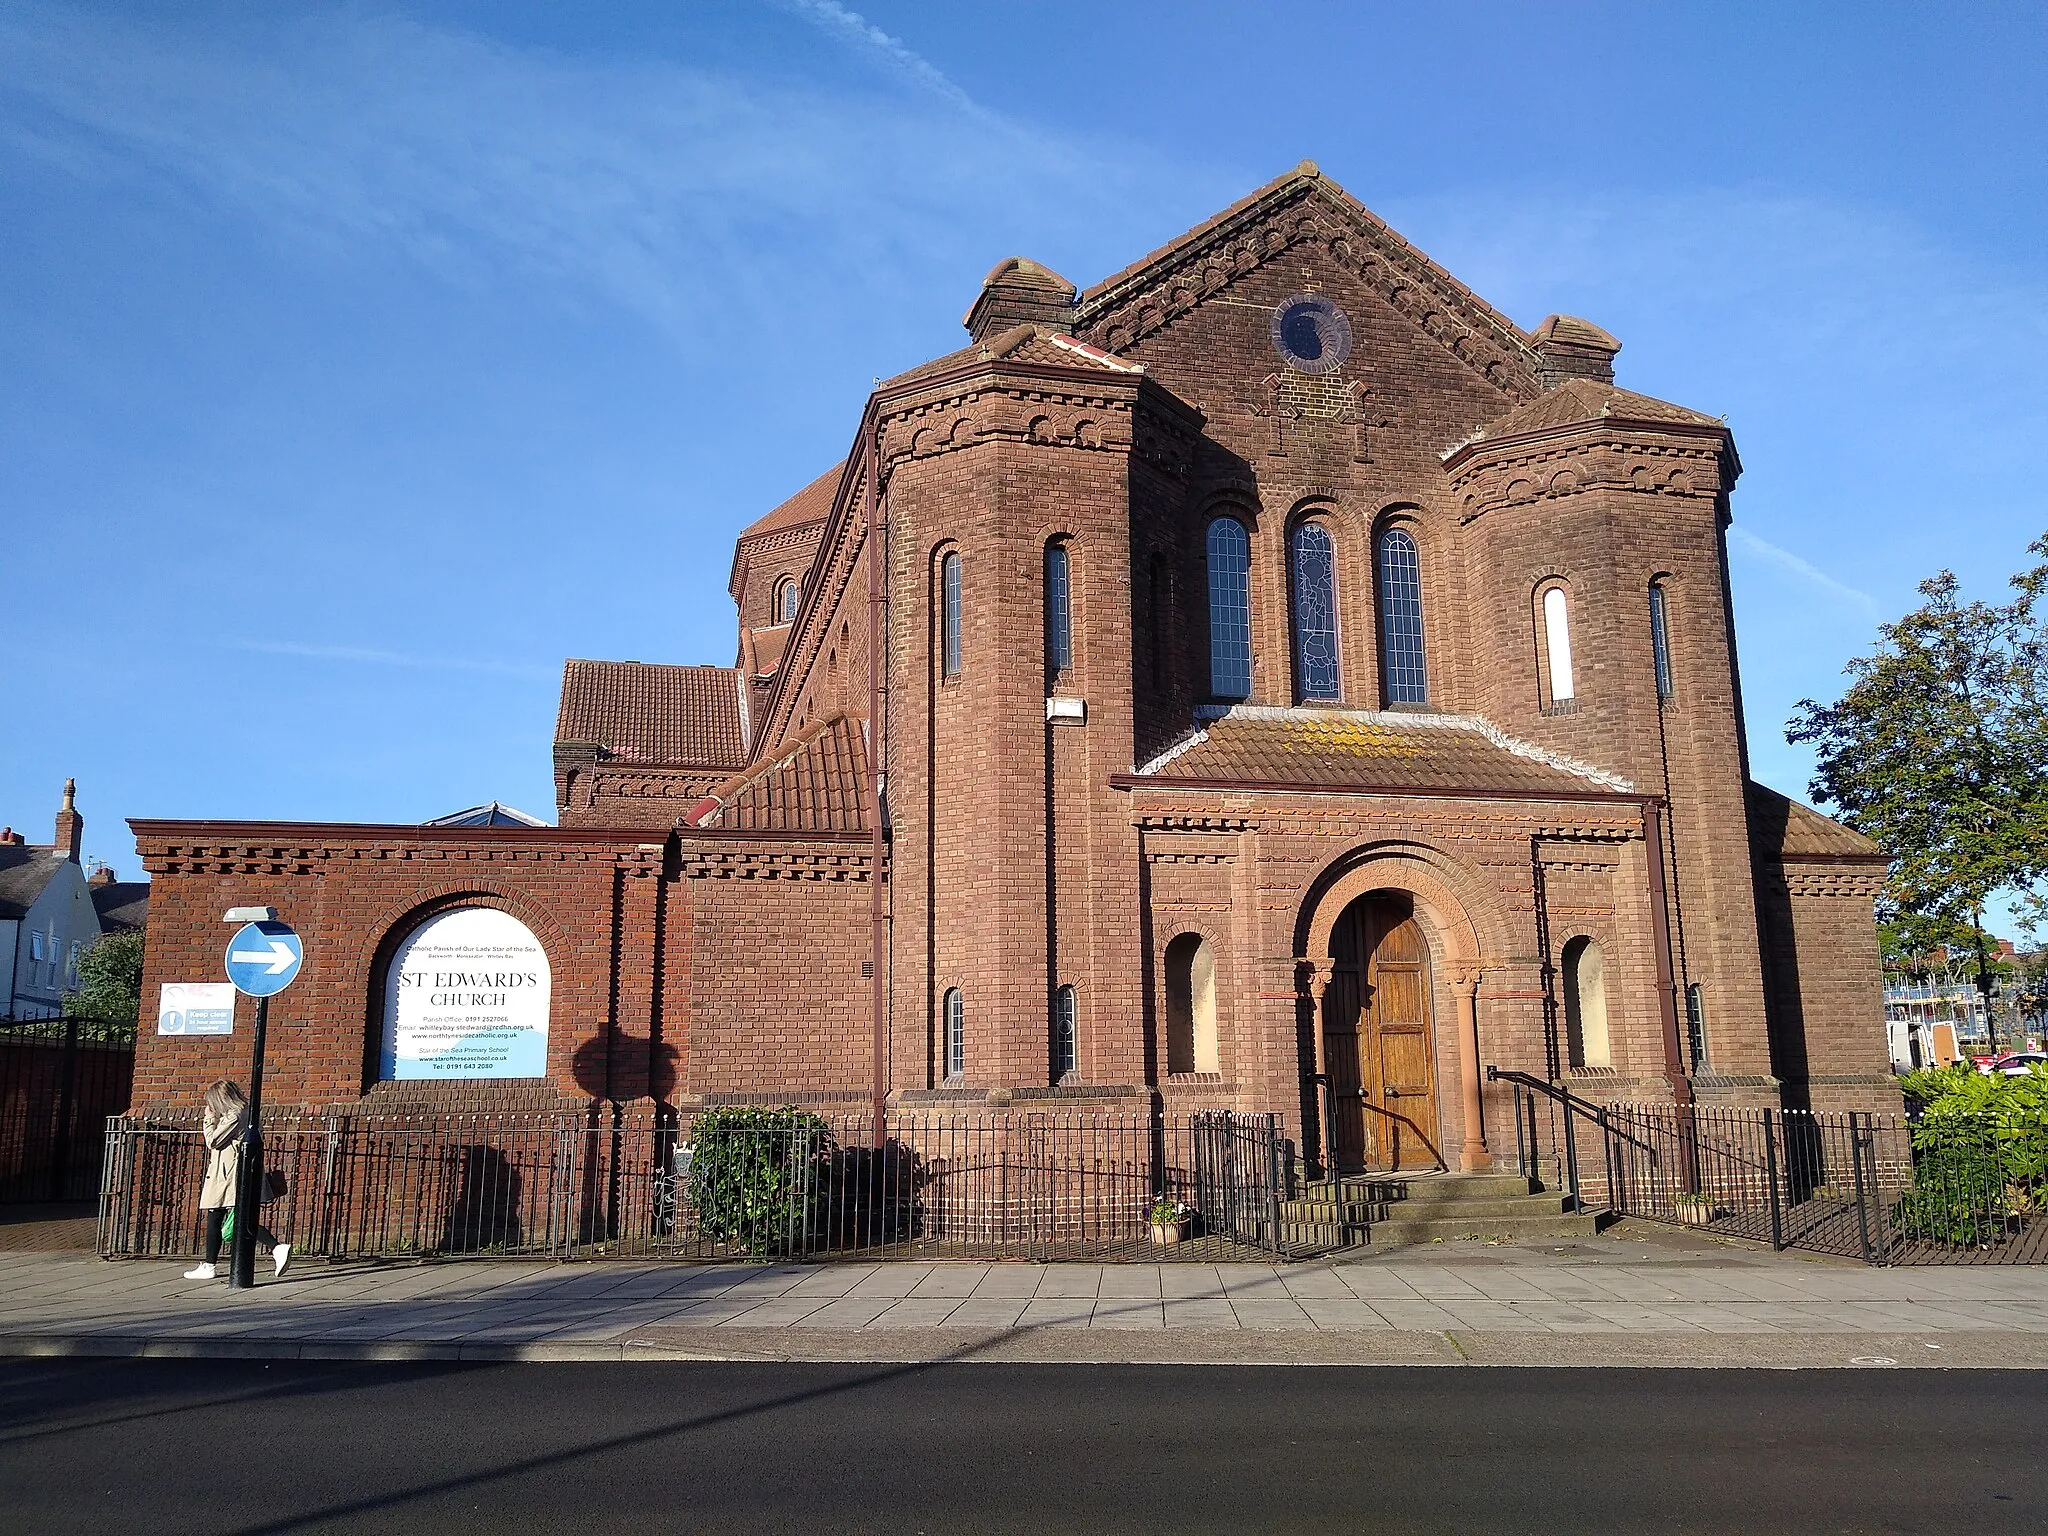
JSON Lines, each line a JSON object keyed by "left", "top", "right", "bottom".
{"left": 1281, "top": 1171, "right": 1606, "bottom": 1251}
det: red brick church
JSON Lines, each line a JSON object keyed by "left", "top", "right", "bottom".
{"left": 131, "top": 165, "right": 1894, "bottom": 1172}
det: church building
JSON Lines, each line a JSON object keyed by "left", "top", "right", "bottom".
{"left": 131, "top": 165, "right": 1894, "bottom": 1173}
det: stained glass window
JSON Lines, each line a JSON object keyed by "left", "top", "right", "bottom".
{"left": 1054, "top": 985, "right": 1077, "bottom": 1079}
{"left": 1376, "top": 527, "right": 1428, "bottom": 704}
{"left": 1045, "top": 544, "right": 1072, "bottom": 673}
{"left": 1206, "top": 518, "right": 1252, "bottom": 700}
{"left": 1649, "top": 583, "right": 1674, "bottom": 701}
{"left": 940, "top": 552, "right": 962, "bottom": 680}
{"left": 943, "top": 988, "right": 965, "bottom": 1079}
{"left": 1290, "top": 521, "right": 1341, "bottom": 700}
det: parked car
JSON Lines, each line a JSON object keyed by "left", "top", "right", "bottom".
{"left": 1981, "top": 1052, "right": 2048, "bottom": 1076}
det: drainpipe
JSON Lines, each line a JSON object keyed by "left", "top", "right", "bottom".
{"left": 867, "top": 412, "right": 889, "bottom": 1148}
{"left": 1643, "top": 797, "right": 1699, "bottom": 1194}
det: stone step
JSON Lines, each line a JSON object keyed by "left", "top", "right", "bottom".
{"left": 1362, "top": 1210, "right": 1606, "bottom": 1247}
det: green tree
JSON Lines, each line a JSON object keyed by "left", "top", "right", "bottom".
{"left": 65, "top": 928, "right": 144, "bottom": 1029}
{"left": 1789, "top": 536, "right": 2048, "bottom": 1053}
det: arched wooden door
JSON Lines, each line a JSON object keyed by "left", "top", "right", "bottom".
{"left": 1322, "top": 892, "right": 1444, "bottom": 1173}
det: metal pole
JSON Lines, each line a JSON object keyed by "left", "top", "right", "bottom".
{"left": 229, "top": 994, "right": 269, "bottom": 1289}
{"left": 50, "top": 1015, "right": 79, "bottom": 1201}
{"left": 1265, "top": 1113, "right": 1285, "bottom": 1258}
{"left": 1763, "top": 1107, "right": 1784, "bottom": 1251}
{"left": 1847, "top": 1111, "right": 1874, "bottom": 1265}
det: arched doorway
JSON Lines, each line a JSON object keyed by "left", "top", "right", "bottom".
{"left": 1323, "top": 891, "right": 1444, "bottom": 1172}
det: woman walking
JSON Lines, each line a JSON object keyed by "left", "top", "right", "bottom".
{"left": 184, "top": 1079, "right": 290, "bottom": 1281}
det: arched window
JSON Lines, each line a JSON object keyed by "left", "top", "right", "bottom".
{"left": 1164, "top": 934, "right": 1219, "bottom": 1075}
{"left": 776, "top": 577, "right": 799, "bottom": 624}
{"left": 1375, "top": 526, "right": 1428, "bottom": 705}
{"left": 1649, "top": 581, "right": 1674, "bottom": 701}
{"left": 1205, "top": 518, "right": 1252, "bottom": 700}
{"left": 1562, "top": 935, "right": 1610, "bottom": 1070}
{"left": 1289, "top": 520, "right": 1341, "bottom": 701}
{"left": 1045, "top": 543, "right": 1073, "bottom": 674}
{"left": 381, "top": 907, "right": 551, "bottom": 1081}
{"left": 1541, "top": 584, "right": 1576, "bottom": 704}
{"left": 942, "top": 988, "right": 965, "bottom": 1080}
{"left": 1053, "top": 984, "right": 1077, "bottom": 1080}
{"left": 940, "top": 552, "right": 962, "bottom": 680}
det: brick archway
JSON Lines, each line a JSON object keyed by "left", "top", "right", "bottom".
{"left": 1297, "top": 844, "right": 1501, "bottom": 1171}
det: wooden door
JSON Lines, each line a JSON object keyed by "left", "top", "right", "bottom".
{"left": 1321, "top": 913, "right": 1367, "bottom": 1173}
{"left": 1360, "top": 897, "right": 1443, "bottom": 1171}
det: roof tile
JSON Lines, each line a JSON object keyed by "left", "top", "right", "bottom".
{"left": 690, "top": 714, "right": 869, "bottom": 834}
{"left": 556, "top": 660, "right": 746, "bottom": 767}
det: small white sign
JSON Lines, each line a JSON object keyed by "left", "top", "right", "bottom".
{"left": 158, "top": 982, "right": 237, "bottom": 1036}
{"left": 380, "top": 907, "right": 551, "bottom": 1079}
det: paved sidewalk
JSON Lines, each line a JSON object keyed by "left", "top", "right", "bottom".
{"left": 6, "top": 1228, "right": 2047, "bottom": 1368}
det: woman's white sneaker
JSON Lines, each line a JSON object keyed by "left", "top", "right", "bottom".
{"left": 272, "top": 1243, "right": 291, "bottom": 1277}
{"left": 183, "top": 1263, "right": 217, "bottom": 1281}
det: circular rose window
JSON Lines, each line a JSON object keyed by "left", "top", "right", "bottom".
{"left": 1270, "top": 294, "right": 1353, "bottom": 375}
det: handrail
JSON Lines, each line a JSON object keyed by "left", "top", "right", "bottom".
{"left": 1486, "top": 1066, "right": 1647, "bottom": 1214}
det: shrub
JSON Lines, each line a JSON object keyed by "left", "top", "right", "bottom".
{"left": 1890, "top": 1065, "right": 2048, "bottom": 1245}
{"left": 684, "top": 1106, "right": 834, "bottom": 1256}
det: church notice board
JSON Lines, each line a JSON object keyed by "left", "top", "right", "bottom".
{"left": 380, "top": 906, "right": 551, "bottom": 1079}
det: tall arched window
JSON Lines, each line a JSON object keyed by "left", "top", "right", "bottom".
{"left": 1045, "top": 543, "right": 1073, "bottom": 674}
{"left": 1053, "top": 984, "right": 1077, "bottom": 1080}
{"left": 942, "top": 988, "right": 965, "bottom": 1079}
{"left": 1375, "top": 526, "right": 1428, "bottom": 704}
{"left": 1541, "top": 584, "right": 1576, "bottom": 704}
{"left": 1289, "top": 520, "right": 1341, "bottom": 701}
{"left": 1164, "top": 934, "right": 1219, "bottom": 1075}
{"left": 1206, "top": 518, "right": 1252, "bottom": 700}
{"left": 1562, "top": 936, "right": 1610, "bottom": 1070}
{"left": 778, "top": 577, "right": 800, "bottom": 624}
{"left": 1649, "top": 581, "right": 1674, "bottom": 701}
{"left": 940, "top": 552, "right": 962, "bottom": 680}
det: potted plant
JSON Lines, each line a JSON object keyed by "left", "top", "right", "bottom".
{"left": 1148, "top": 1196, "right": 1191, "bottom": 1246}
{"left": 1673, "top": 1191, "right": 1714, "bottom": 1227}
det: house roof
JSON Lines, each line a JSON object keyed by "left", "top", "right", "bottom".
{"left": 1747, "top": 782, "right": 1886, "bottom": 862}
{"left": 1463, "top": 377, "right": 1722, "bottom": 445}
{"left": 687, "top": 714, "right": 870, "bottom": 834}
{"left": 879, "top": 324, "right": 1144, "bottom": 395}
{"left": 0, "top": 847, "right": 67, "bottom": 921}
{"left": 556, "top": 660, "right": 748, "bottom": 767}
{"left": 90, "top": 881, "right": 149, "bottom": 932}
{"left": 423, "top": 802, "right": 550, "bottom": 828}
{"left": 1132, "top": 706, "right": 1634, "bottom": 798}
{"left": 738, "top": 462, "right": 845, "bottom": 541}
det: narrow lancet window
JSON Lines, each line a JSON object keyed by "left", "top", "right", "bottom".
{"left": 940, "top": 552, "right": 962, "bottom": 680}
{"left": 1290, "top": 521, "right": 1341, "bottom": 701}
{"left": 1045, "top": 544, "right": 1073, "bottom": 674}
{"left": 1206, "top": 518, "right": 1252, "bottom": 700}
{"left": 1376, "top": 527, "right": 1428, "bottom": 704}
{"left": 1649, "top": 582, "right": 1674, "bottom": 701}
{"left": 1542, "top": 585, "right": 1576, "bottom": 703}
{"left": 1053, "top": 984, "right": 1077, "bottom": 1079}
{"left": 943, "top": 988, "right": 965, "bottom": 1079}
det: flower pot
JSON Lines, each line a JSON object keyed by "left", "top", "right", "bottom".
{"left": 1150, "top": 1220, "right": 1187, "bottom": 1246}
{"left": 1675, "top": 1203, "right": 1712, "bottom": 1227}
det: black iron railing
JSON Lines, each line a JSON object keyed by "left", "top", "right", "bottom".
{"left": 98, "top": 1108, "right": 1298, "bottom": 1264}
{"left": 1, "top": 1016, "right": 134, "bottom": 1202}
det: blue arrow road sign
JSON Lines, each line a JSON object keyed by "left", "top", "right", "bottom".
{"left": 225, "top": 920, "right": 303, "bottom": 997}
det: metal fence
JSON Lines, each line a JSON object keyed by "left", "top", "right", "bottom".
{"left": 98, "top": 1108, "right": 1293, "bottom": 1264}
{"left": 1496, "top": 1069, "right": 2048, "bottom": 1266}
{"left": 0, "top": 1017, "right": 134, "bottom": 1202}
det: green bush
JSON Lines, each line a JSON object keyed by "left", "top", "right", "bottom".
{"left": 684, "top": 1106, "right": 834, "bottom": 1256}
{"left": 1890, "top": 1064, "right": 2048, "bottom": 1245}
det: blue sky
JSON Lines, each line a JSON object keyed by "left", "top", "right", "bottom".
{"left": 4, "top": 1, "right": 2045, "bottom": 886}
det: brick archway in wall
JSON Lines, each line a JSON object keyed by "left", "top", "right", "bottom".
{"left": 1296, "top": 846, "right": 1503, "bottom": 1172}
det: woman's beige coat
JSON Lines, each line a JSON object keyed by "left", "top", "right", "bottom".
{"left": 199, "top": 1105, "right": 247, "bottom": 1210}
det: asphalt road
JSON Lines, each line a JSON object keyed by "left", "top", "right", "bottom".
{"left": 4, "top": 1359, "right": 2044, "bottom": 1534}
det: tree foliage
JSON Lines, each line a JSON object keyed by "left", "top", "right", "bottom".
{"left": 65, "top": 928, "right": 144, "bottom": 1029}
{"left": 1788, "top": 537, "right": 2048, "bottom": 934}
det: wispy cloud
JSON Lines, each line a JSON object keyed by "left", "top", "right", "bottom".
{"left": 774, "top": 0, "right": 986, "bottom": 119}
{"left": 0, "top": 4, "right": 1167, "bottom": 344}
{"left": 1726, "top": 526, "right": 1881, "bottom": 617}
{"left": 230, "top": 641, "right": 555, "bottom": 683}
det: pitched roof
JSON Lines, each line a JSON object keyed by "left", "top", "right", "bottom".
{"left": 556, "top": 660, "right": 748, "bottom": 767}
{"left": 738, "top": 462, "right": 844, "bottom": 541}
{"left": 0, "top": 847, "right": 66, "bottom": 920}
{"left": 423, "top": 802, "right": 550, "bottom": 828}
{"left": 1134, "top": 706, "right": 1633, "bottom": 797}
{"left": 90, "top": 880, "right": 149, "bottom": 932}
{"left": 1747, "top": 782, "right": 1886, "bottom": 862}
{"left": 745, "top": 623, "right": 792, "bottom": 680}
{"left": 1463, "top": 377, "right": 1722, "bottom": 445}
{"left": 879, "top": 323, "right": 1145, "bottom": 394}
{"left": 687, "top": 714, "right": 870, "bottom": 833}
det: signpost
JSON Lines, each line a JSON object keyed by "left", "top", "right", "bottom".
{"left": 223, "top": 912, "right": 302, "bottom": 1289}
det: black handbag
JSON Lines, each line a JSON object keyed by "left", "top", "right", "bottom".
{"left": 262, "top": 1168, "right": 288, "bottom": 1204}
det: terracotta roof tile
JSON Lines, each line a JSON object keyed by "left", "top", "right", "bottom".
{"left": 1465, "top": 378, "right": 1721, "bottom": 443}
{"left": 556, "top": 660, "right": 746, "bottom": 767}
{"left": 690, "top": 714, "right": 869, "bottom": 833}
{"left": 1747, "top": 781, "right": 1885, "bottom": 861}
{"left": 739, "top": 462, "right": 844, "bottom": 541}
{"left": 879, "top": 325, "right": 1141, "bottom": 394}
{"left": 1137, "top": 707, "right": 1632, "bottom": 797}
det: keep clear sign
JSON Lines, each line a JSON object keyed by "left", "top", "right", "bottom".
{"left": 380, "top": 907, "right": 551, "bottom": 1079}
